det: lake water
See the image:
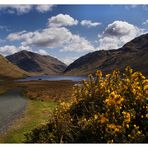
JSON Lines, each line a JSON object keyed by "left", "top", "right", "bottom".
{"left": 18, "top": 75, "right": 87, "bottom": 82}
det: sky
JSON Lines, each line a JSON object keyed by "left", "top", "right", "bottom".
{"left": 0, "top": 5, "right": 148, "bottom": 65}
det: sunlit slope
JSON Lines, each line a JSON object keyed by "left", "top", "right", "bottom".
{"left": 0, "top": 54, "right": 29, "bottom": 79}
{"left": 64, "top": 33, "right": 148, "bottom": 76}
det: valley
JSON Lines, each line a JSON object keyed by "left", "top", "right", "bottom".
{"left": 0, "top": 4, "right": 148, "bottom": 143}
{"left": 0, "top": 32, "right": 147, "bottom": 143}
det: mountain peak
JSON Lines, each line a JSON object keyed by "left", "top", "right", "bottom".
{"left": 6, "top": 50, "right": 67, "bottom": 75}
{"left": 15, "top": 50, "right": 32, "bottom": 55}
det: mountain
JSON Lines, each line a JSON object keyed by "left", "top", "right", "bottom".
{"left": 64, "top": 33, "right": 148, "bottom": 76}
{"left": 6, "top": 50, "right": 67, "bottom": 75}
{"left": 0, "top": 55, "right": 29, "bottom": 79}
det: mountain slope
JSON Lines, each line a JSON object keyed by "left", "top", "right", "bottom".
{"left": 64, "top": 33, "right": 148, "bottom": 76}
{"left": 6, "top": 50, "right": 67, "bottom": 75}
{"left": 0, "top": 55, "right": 29, "bottom": 79}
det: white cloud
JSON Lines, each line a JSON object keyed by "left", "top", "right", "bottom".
{"left": 6, "top": 13, "right": 95, "bottom": 53}
{"left": 35, "top": 5, "right": 54, "bottom": 13}
{"left": 143, "top": 19, "right": 148, "bottom": 25}
{"left": 80, "top": 20, "right": 101, "bottom": 28}
{"left": 60, "top": 56, "right": 79, "bottom": 65}
{"left": 37, "top": 49, "right": 49, "bottom": 55}
{"left": 19, "top": 46, "right": 32, "bottom": 52}
{"left": 7, "top": 27, "right": 71, "bottom": 47}
{"left": 7, "top": 30, "right": 27, "bottom": 41}
{"left": 97, "top": 20, "right": 144, "bottom": 50}
{"left": 0, "top": 45, "right": 31, "bottom": 56}
{"left": 0, "top": 5, "right": 55, "bottom": 15}
{"left": 0, "top": 5, "right": 33, "bottom": 15}
{"left": 61, "top": 34, "right": 95, "bottom": 52}
{"left": 48, "top": 14, "right": 78, "bottom": 27}
{"left": 6, "top": 19, "right": 146, "bottom": 56}
{"left": 7, "top": 26, "right": 95, "bottom": 53}
{"left": 21, "top": 27, "right": 72, "bottom": 48}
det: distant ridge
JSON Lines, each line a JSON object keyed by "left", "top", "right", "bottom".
{"left": 64, "top": 33, "right": 148, "bottom": 76}
{"left": 6, "top": 50, "right": 67, "bottom": 76}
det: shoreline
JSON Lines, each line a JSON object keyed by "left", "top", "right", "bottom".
{"left": 0, "top": 103, "right": 27, "bottom": 134}
{"left": 0, "top": 89, "right": 27, "bottom": 135}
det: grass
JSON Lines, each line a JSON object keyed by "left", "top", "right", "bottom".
{"left": 0, "top": 99, "right": 57, "bottom": 143}
{"left": 0, "top": 80, "right": 75, "bottom": 143}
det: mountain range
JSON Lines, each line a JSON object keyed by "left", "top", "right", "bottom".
{"left": 64, "top": 33, "right": 148, "bottom": 76}
{"left": 0, "top": 33, "right": 147, "bottom": 79}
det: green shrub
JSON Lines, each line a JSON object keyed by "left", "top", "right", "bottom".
{"left": 25, "top": 67, "right": 148, "bottom": 143}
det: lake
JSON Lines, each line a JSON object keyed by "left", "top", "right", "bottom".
{"left": 18, "top": 75, "right": 87, "bottom": 82}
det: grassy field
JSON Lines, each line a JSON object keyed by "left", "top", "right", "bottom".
{"left": 0, "top": 80, "right": 75, "bottom": 143}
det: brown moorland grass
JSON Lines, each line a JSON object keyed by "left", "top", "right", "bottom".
{"left": 18, "top": 80, "right": 75, "bottom": 102}
{"left": 0, "top": 80, "right": 75, "bottom": 101}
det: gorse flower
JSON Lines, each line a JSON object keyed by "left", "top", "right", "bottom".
{"left": 99, "top": 114, "right": 108, "bottom": 124}
{"left": 122, "top": 111, "right": 131, "bottom": 124}
{"left": 107, "top": 124, "right": 122, "bottom": 133}
{"left": 105, "top": 91, "right": 124, "bottom": 108}
{"left": 25, "top": 66, "right": 148, "bottom": 143}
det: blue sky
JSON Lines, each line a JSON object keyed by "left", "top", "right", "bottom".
{"left": 0, "top": 5, "right": 148, "bottom": 65}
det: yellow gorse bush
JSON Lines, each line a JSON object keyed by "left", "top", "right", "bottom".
{"left": 25, "top": 66, "right": 148, "bottom": 143}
